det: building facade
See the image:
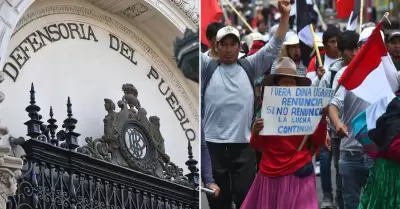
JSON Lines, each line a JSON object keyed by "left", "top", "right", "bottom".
{"left": 0, "top": 0, "right": 199, "bottom": 208}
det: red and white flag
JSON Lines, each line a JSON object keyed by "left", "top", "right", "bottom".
{"left": 338, "top": 22, "right": 398, "bottom": 104}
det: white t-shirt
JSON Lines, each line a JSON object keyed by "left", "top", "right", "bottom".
{"left": 324, "top": 55, "right": 339, "bottom": 71}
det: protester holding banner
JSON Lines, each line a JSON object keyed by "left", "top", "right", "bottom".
{"left": 201, "top": 1, "right": 291, "bottom": 208}
{"left": 317, "top": 30, "right": 360, "bottom": 209}
{"left": 241, "top": 57, "right": 328, "bottom": 209}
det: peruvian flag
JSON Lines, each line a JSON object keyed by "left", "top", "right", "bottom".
{"left": 338, "top": 22, "right": 398, "bottom": 105}
{"left": 201, "top": 0, "right": 223, "bottom": 48}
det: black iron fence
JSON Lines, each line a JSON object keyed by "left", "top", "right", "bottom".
{"left": 7, "top": 83, "right": 199, "bottom": 209}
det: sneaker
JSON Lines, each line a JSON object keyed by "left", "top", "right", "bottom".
{"left": 321, "top": 195, "right": 335, "bottom": 209}
{"left": 315, "top": 161, "right": 320, "bottom": 176}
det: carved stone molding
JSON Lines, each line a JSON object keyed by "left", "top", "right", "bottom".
{"left": 0, "top": 146, "right": 23, "bottom": 209}
{"left": 170, "top": 0, "right": 199, "bottom": 25}
{"left": 120, "top": 2, "right": 149, "bottom": 20}
{"left": 11, "top": 4, "right": 198, "bottom": 123}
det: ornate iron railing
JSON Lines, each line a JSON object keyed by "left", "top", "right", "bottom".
{"left": 7, "top": 83, "right": 199, "bottom": 209}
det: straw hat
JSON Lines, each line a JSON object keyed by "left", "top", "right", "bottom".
{"left": 283, "top": 34, "right": 300, "bottom": 45}
{"left": 281, "top": 34, "right": 300, "bottom": 57}
{"left": 262, "top": 57, "right": 311, "bottom": 86}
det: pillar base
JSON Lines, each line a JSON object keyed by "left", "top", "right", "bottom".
{"left": 0, "top": 145, "right": 23, "bottom": 208}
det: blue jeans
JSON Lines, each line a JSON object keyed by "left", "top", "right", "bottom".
{"left": 320, "top": 146, "right": 332, "bottom": 196}
{"left": 332, "top": 138, "right": 343, "bottom": 209}
{"left": 339, "top": 151, "right": 374, "bottom": 209}
{"left": 320, "top": 136, "right": 343, "bottom": 208}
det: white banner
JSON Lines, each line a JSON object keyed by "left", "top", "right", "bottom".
{"left": 260, "top": 87, "right": 334, "bottom": 136}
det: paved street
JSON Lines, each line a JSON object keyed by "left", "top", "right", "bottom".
{"left": 201, "top": 163, "right": 337, "bottom": 209}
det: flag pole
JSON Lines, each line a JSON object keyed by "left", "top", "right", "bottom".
{"left": 223, "top": 0, "right": 254, "bottom": 32}
{"left": 359, "top": 0, "right": 364, "bottom": 33}
{"left": 309, "top": 24, "right": 323, "bottom": 67}
{"left": 219, "top": 0, "right": 230, "bottom": 23}
{"left": 312, "top": 0, "right": 327, "bottom": 30}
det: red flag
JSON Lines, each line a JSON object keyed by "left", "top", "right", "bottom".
{"left": 336, "top": 0, "right": 354, "bottom": 19}
{"left": 201, "top": 0, "right": 223, "bottom": 48}
{"left": 338, "top": 22, "right": 398, "bottom": 104}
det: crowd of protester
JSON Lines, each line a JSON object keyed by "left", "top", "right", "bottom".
{"left": 200, "top": 0, "right": 400, "bottom": 209}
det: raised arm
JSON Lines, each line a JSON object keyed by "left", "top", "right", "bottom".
{"left": 201, "top": 122, "right": 215, "bottom": 185}
{"left": 246, "top": 0, "right": 290, "bottom": 78}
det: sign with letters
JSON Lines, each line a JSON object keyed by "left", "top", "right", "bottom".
{"left": 1, "top": 21, "right": 196, "bottom": 142}
{"left": 260, "top": 87, "right": 334, "bottom": 136}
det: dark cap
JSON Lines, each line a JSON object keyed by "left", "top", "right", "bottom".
{"left": 388, "top": 31, "right": 400, "bottom": 42}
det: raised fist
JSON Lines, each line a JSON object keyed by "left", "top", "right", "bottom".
{"left": 278, "top": 0, "right": 291, "bottom": 16}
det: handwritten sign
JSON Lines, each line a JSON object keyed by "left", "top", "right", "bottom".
{"left": 260, "top": 87, "right": 334, "bottom": 136}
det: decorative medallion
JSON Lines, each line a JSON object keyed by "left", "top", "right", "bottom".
{"left": 120, "top": 121, "right": 154, "bottom": 165}
{"left": 77, "top": 84, "right": 189, "bottom": 185}
{"left": 122, "top": 124, "right": 148, "bottom": 160}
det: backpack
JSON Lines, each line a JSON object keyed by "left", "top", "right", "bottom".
{"left": 316, "top": 55, "right": 341, "bottom": 89}
{"left": 201, "top": 59, "right": 255, "bottom": 120}
{"left": 329, "top": 70, "right": 338, "bottom": 89}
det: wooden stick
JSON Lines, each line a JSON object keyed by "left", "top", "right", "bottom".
{"left": 359, "top": 0, "right": 364, "bottom": 33}
{"left": 380, "top": 12, "right": 391, "bottom": 24}
{"left": 223, "top": 0, "right": 253, "bottom": 32}
{"left": 219, "top": 0, "right": 230, "bottom": 23}
{"left": 309, "top": 24, "right": 323, "bottom": 67}
{"left": 297, "top": 135, "right": 309, "bottom": 152}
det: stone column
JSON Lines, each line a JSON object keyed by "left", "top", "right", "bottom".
{"left": 0, "top": 0, "right": 34, "bottom": 205}
{"left": 0, "top": 72, "right": 23, "bottom": 209}
{"left": 0, "top": 72, "right": 8, "bottom": 137}
{"left": 0, "top": 146, "right": 22, "bottom": 208}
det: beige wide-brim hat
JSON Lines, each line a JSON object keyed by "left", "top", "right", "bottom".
{"left": 262, "top": 57, "right": 311, "bottom": 86}
{"left": 281, "top": 34, "right": 300, "bottom": 57}
{"left": 284, "top": 34, "right": 300, "bottom": 45}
